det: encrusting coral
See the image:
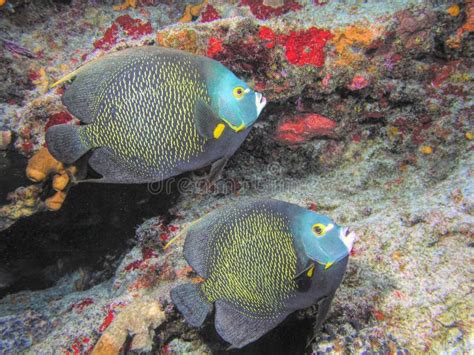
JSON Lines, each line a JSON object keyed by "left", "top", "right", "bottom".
{"left": 447, "top": 0, "right": 474, "bottom": 48}
{"left": 26, "top": 147, "right": 63, "bottom": 183}
{"left": 25, "top": 147, "right": 76, "bottom": 211}
{"left": 0, "top": 185, "right": 43, "bottom": 230}
{"left": 178, "top": 0, "right": 208, "bottom": 23}
{"left": 91, "top": 295, "right": 165, "bottom": 354}
{"left": 113, "top": 0, "right": 137, "bottom": 11}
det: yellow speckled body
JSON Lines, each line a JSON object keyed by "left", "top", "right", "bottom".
{"left": 185, "top": 200, "right": 305, "bottom": 319}
{"left": 80, "top": 54, "right": 208, "bottom": 178}
{"left": 202, "top": 207, "right": 298, "bottom": 317}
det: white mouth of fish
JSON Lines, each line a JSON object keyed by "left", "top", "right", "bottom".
{"left": 255, "top": 92, "right": 267, "bottom": 116}
{"left": 340, "top": 227, "right": 357, "bottom": 253}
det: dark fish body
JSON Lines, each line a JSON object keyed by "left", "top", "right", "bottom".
{"left": 46, "top": 47, "right": 265, "bottom": 183}
{"left": 171, "top": 199, "right": 354, "bottom": 348}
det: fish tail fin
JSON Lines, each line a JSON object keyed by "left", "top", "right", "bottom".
{"left": 171, "top": 283, "right": 212, "bottom": 327}
{"left": 45, "top": 124, "right": 91, "bottom": 164}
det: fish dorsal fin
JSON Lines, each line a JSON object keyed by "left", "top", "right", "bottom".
{"left": 183, "top": 213, "right": 217, "bottom": 278}
{"left": 59, "top": 52, "right": 134, "bottom": 124}
{"left": 50, "top": 65, "right": 86, "bottom": 89}
{"left": 58, "top": 47, "right": 180, "bottom": 124}
{"left": 194, "top": 99, "right": 226, "bottom": 139}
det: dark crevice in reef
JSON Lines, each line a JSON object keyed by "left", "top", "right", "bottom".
{"left": 211, "top": 316, "right": 314, "bottom": 355}
{"left": 155, "top": 311, "right": 314, "bottom": 355}
{"left": 0, "top": 154, "right": 180, "bottom": 298}
{"left": 0, "top": 150, "right": 30, "bottom": 204}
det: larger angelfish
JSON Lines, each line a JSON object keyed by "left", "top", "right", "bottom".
{"left": 45, "top": 46, "right": 266, "bottom": 183}
{"left": 171, "top": 199, "right": 356, "bottom": 349}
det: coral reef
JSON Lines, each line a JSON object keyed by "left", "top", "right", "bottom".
{"left": 0, "top": 185, "right": 43, "bottom": 230}
{"left": 92, "top": 296, "right": 165, "bottom": 354}
{"left": 275, "top": 113, "right": 337, "bottom": 143}
{"left": 113, "top": 0, "right": 137, "bottom": 12}
{"left": 178, "top": 0, "right": 208, "bottom": 23}
{"left": 241, "top": 0, "right": 302, "bottom": 20}
{"left": 0, "top": 0, "right": 472, "bottom": 353}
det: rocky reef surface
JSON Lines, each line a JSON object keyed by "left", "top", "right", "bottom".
{"left": 0, "top": 0, "right": 473, "bottom": 353}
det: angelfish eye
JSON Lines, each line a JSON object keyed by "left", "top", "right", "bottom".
{"left": 312, "top": 223, "right": 326, "bottom": 237}
{"left": 233, "top": 86, "right": 245, "bottom": 100}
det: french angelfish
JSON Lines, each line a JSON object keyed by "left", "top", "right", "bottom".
{"left": 46, "top": 46, "right": 266, "bottom": 183}
{"left": 171, "top": 199, "right": 356, "bottom": 348}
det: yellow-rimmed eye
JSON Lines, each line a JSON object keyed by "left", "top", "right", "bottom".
{"left": 233, "top": 86, "right": 245, "bottom": 100}
{"left": 312, "top": 223, "right": 326, "bottom": 237}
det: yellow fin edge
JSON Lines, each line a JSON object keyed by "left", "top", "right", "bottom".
{"left": 163, "top": 233, "right": 181, "bottom": 250}
{"left": 162, "top": 217, "right": 202, "bottom": 250}
{"left": 49, "top": 66, "right": 84, "bottom": 89}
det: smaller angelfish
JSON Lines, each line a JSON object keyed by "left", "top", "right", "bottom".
{"left": 171, "top": 199, "right": 356, "bottom": 348}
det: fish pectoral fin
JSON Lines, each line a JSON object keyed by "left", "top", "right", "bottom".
{"left": 208, "top": 157, "right": 228, "bottom": 183}
{"left": 293, "top": 261, "right": 316, "bottom": 281}
{"left": 294, "top": 261, "right": 316, "bottom": 292}
{"left": 305, "top": 293, "right": 336, "bottom": 349}
{"left": 194, "top": 99, "right": 225, "bottom": 139}
{"left": 313, "top": 291, "right": 337, "bottom": 331}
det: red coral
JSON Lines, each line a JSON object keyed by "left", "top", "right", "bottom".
{"left": 241, "top": 0, "right": 302, "bottom": 20}
{"left": 45, "top": 112, "right": 74, "bottom": 131}
{"left": 279, "top": 28, "right": 333, "bottom": 66}
{"left": 159, "top": 232, "right": 169, "bottom": 242}
{"left": 259, "top": 26, "right": 332, "bottom": 66}
{"left": 200, "top": 4, "right": 221, "bottom": 22}
{"left": 124, "top": 259, "right": 148, "bottom": 271}
{"left": 115, "top": 15, "right": 153, "bottom": 39}
{"left": 94, "top": 23, "right": 120, "bottom": 50}
{"left": 21, "top": 141, "right": 34, "bottom": 154}
{"left": 259, "top": 26, "right": 276, "bottom": 48}
{"left": 69, "top": 337, "right": 93, "bottom": 355}
{"left": 28, "top": 70, "right": 40, "bottom": 82}
{"left": 94, "top": 15, "right": 152, "bottom": 50}
{"left": 276, "top": 113, "right": 337, "bottom": 144}
{"left": 348, "top": 75, "right": 369, "bottom": 90}
{"left": 168, "top": 224, "right": 179, "bottom": 232}
{"left": 125, "top": 247, "right": 159, "bottom": 271}
{"left": 99, "top": 309, "right": 115, "bottom": 332}
{"left": 142, "top": 247, "right": 158, "bottom": 260}
{"left": 431, "top": 61, "right": 459, "bottom": 88}
{"left": 207, "top": 37, "right": 224, "bottom": 57}
{"left": 373, "top": 310, "right": 385, "bottom": 321}
{"left": 255, "top": 81, "right": 266, "bottom": 91}
{"left": 352, "top": 134, "right": 361, "bottom": 143}
{"left": 71, "top": 298, "right": 94, "bottom": 313}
